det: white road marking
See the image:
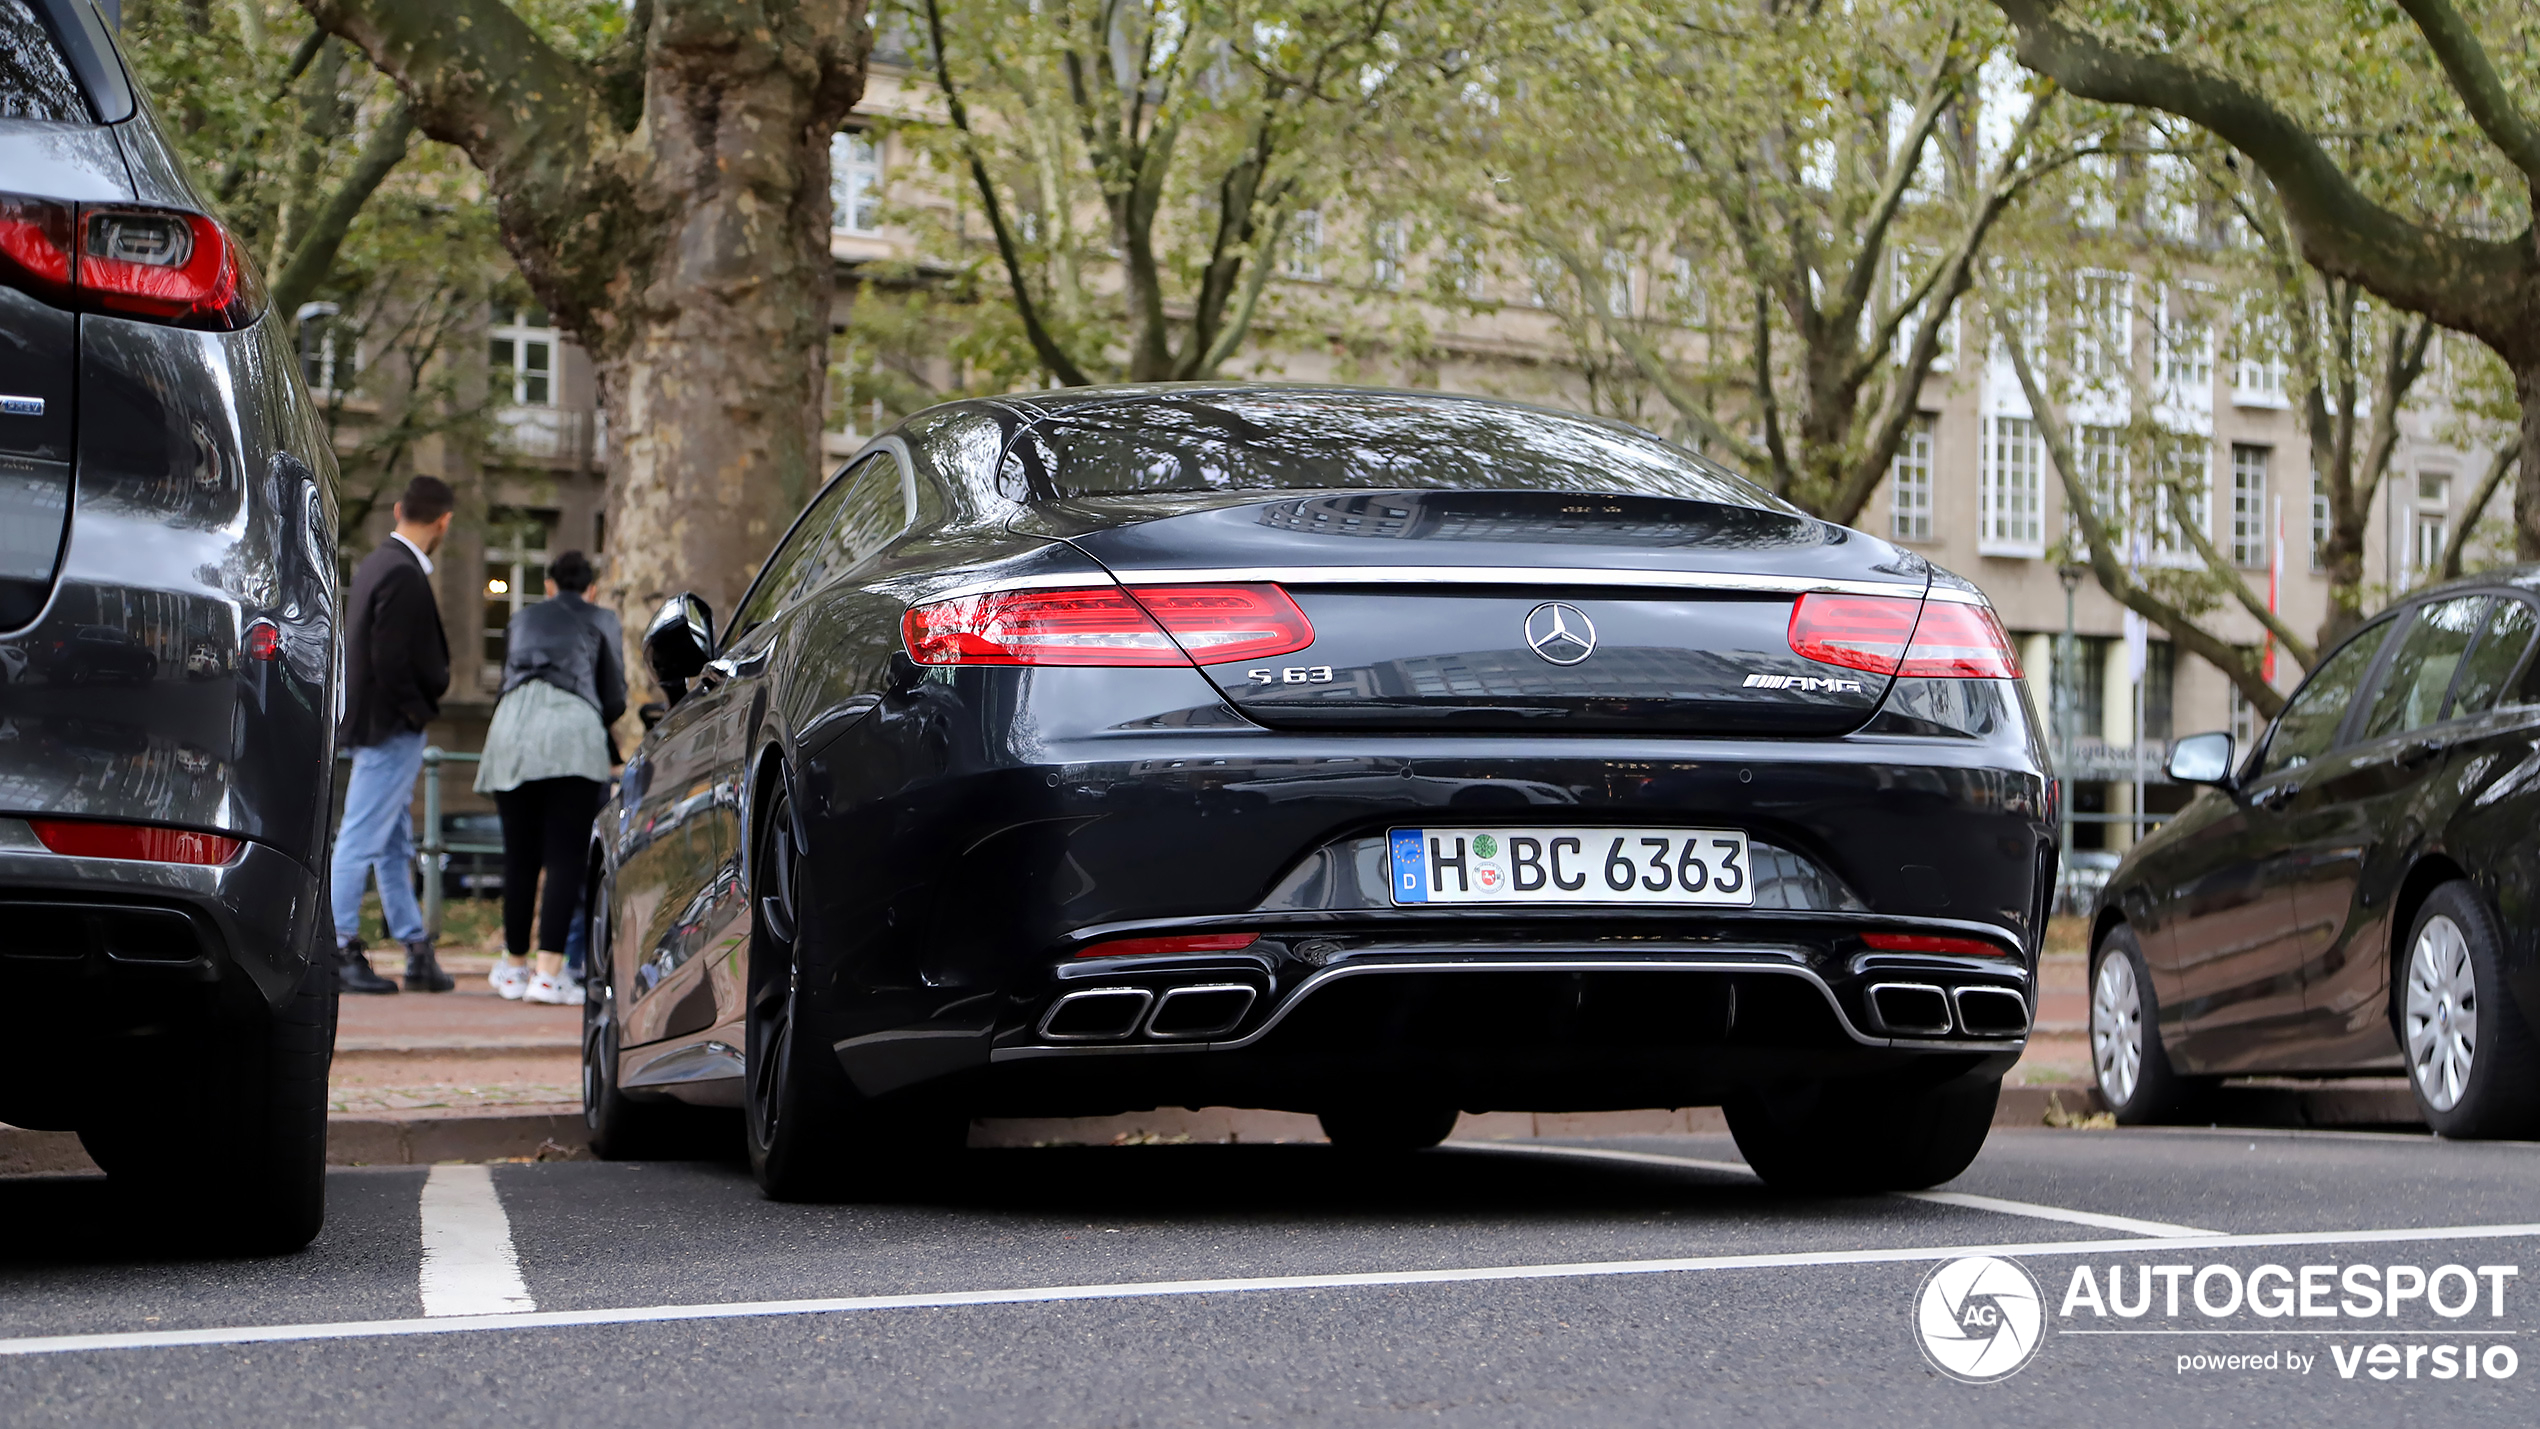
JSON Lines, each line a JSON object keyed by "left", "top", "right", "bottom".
{"left": 1451, "top": 1142, "right": 2216, "bottom": 1237}
{"left": 1898, "top": 1190, "right": 2213, "bottom": 1239}
{"left": 417, "top": 1165, "right": 534, "bottom": 1318}
{"left": 3, "top": 1221, "right": 2533, "bottom": 1357}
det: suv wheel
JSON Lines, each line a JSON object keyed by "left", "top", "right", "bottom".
{"left": 2091, "top": 924, "right": 2192, "bottom": 1124}
{"left": 79, "top": 950, "right": 334, "bottom": 1254}
{"left": 2401, "top": 881, "right": 2540, "bottom": 1139}
{"left": 1725, "top": 1072, "right": 1997, "bottom": 1193}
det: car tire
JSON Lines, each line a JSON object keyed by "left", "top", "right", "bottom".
{"left": 2399, "top": 881, "right": 2540, "bottom": 1139}
{"left": 1725, "top": 1072, "right": 1998, "bottom": 1193}
{"left": 1318, "top": 1106, "right": 1460, "bottom": 1152}
{"left": 79, "top": 951, "right": 335, "bottom": 1254}
{"left": 2091, "top": 924, "right": 2191, "bottom": 1125}
{"left": 744, "top": 785, "right": 858, "bottom": 1200}
{"left": 583, "top": 969, "right": 697, "bottom": 1160}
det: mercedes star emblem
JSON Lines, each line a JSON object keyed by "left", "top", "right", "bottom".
{"left": 1523, "top": 601, "right": 1597, "bottom": 665}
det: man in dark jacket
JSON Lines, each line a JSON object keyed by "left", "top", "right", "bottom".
{"left": 329, "top": 476, "right": 456, "bottom": 994}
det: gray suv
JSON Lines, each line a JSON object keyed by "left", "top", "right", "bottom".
{"left": 1, "top": 0, "right": 342, "bottom": 1251}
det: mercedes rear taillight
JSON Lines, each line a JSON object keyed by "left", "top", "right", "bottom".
{"left": 1788, "top": 593, "right": 2020, "bottom": 679}
{"left": 903, "top": 583, "right": 1313, "bottom": 668}
{"left": 29, "top": 818, "right": 243, "bottom": 866}
{"left": 0, "top": 194, "right": 261, "bottom": 331}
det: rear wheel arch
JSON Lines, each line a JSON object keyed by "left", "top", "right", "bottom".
{"left": 2388, "top": 854, "right": 2476, "bottom": 1028}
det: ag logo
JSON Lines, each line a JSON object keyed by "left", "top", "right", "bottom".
{"left": 1915, "top": 1256, "right": 2044, "bottom": 1383}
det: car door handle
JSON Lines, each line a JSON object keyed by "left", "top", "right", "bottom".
{"left": 2251, "top": 785, "right": 2297, "bottom": 812}
{"left": 705, "top": 647, "right": 770, "bottom": 682}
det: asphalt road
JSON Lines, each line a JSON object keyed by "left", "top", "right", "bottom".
{"left": 3, "top": 1126, "right": 2536, "bottom": 1426}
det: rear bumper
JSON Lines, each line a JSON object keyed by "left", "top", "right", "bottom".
{"left": 781, "top": 684, "right": 2051, "bottom": 1110}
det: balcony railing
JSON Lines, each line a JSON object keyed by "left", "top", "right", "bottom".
{"left": 492, "top": 406, "right": 607, "bottom": 470}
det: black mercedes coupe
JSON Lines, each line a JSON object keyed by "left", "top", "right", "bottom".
{"left": 581, "top": 386, "right": 2055, "bottom": 1196}
{"left": 2090, "top": 574, "right": 2540, "bottom": 1139}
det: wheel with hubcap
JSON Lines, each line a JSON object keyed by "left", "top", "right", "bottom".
{"left": 2401, "top": 881, "right": 2540, "bottom": 1139}
{"left": 2090, "top": 923, "right": 2192, "bottom": 1124}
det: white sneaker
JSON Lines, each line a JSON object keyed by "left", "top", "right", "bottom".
{"left": 489, "top": 962, "right": 531, "bottom": 1000}
{"left": 524, "top": 972, "right": 583, "bottom": 1006}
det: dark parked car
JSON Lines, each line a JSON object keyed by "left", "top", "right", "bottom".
{"left": 0, "top": 0, "right": 341, "bottom": 1251}
{"left": 2090, "top": 574, "right": 2540, "bottom": 1138}
{"left": 583, "top": 385, "right": 2054, "bottom": 1197}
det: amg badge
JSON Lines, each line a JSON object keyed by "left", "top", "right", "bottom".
{"left": 1744, "top": 673, "right": 1865, "bottom": 694}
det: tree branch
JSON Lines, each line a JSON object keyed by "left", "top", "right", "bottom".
{"left": 1827, "top": 37, "right": 1961, "bottom": 337}
{"left": 920, "top": 0, "right": 1093, "bottom": 386}
{"left": 1535, "top": 230, "right": 1768, "bottom": 469}
{"left": 2391, "top": 0, "right": 2540, "bottom": 182}
{"left": 2441, "top": 442, "right": 2521, "bottom": 579}
{"left": 1990, "top": 0, "right": 2531, "bottom": 348}
{"left": 1994, "top": 308, "right": 2286, "bottom": 717}
{"left": 267, "top": 97, "right": 412, "bottom": 320}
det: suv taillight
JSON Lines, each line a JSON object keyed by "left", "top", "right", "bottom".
{"left": 0, "top": 193, "right": 261, "bottom": 331}
{"left": 1788, "top": 593, "right": 2020, "bottom": 679}
{"left": 902, "top": 583, "right": 1314, "bottom": 667}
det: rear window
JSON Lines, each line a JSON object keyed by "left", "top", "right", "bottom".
{"left": 1000, "top": 391, "right": 1787, "bottom": 510}
{"left": 0, "top": 0, "right": 87, "bottom": 121}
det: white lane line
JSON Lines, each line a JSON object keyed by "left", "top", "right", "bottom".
{"left": 1451, "top": 1142, "right": 2214, "bottom": 1237}
{"left": 1899, "top": 1191, "right": 2213, "bottom": 1239}
{"left": 5, "top": 1221, "right": 2535, "bottom": 1358}
{"left": 418, "top": 1165, "right": 534, "bottom": 1318}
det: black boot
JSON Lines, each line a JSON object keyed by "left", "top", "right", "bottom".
{"left": 403, "top": 937, "right": 455, "bottom": 993}
{"left": 335, "top": 936, "right": 398, "bottom": 995}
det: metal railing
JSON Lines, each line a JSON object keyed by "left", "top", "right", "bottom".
{"left": 337, "top": 745, "right": 497, "bottom": 937}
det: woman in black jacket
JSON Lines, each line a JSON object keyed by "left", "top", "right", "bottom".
{"left": 474, "top": 550, "right": 624, "bottom": 1005}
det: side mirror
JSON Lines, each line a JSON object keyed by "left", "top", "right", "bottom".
{"left": 643, "top": 593, "right": 713, "bottom": 704}
{"left": 2166, "top": 730, "right": 2236, "bottom": 788}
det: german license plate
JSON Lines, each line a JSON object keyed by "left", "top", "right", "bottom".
{"left": 1387, "top": 827, "right": 1753, "bottom": 907}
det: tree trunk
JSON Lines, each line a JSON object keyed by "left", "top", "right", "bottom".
{"left": 598, "top": 36, "right": 848, "bottom": 656}
{"left": 2518, "top": 362, "right": 2540, "bottom": 562}
{"left": 301, "top": 1, "right": 871, "bottom": 718}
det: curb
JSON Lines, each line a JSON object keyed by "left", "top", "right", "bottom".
{"left": 0, "top": 1079, "right": 2419, "bottom": 1175}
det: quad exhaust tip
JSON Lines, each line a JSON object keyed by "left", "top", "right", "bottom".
{"left": 1037, "top": 983, "right": 1260, "bottom": 1042}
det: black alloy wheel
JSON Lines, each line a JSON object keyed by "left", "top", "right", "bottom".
{"left": 2400, "top": 881, "right": 2540, "bottom": 1139}
{"left": 1724, "top": 1071, "right": 1999, "bottom": 1193}
{"left": 78, "top": 949, "right": 334, "bottom": 1254}
{"left": 743, "top": 785, "right": 854, "bottom": 1198}
{"left": 582, "top": 875, "right": 687, "bottom": 1159}
{"left": 1318, "top": 1106, "right": 1461, "bottom": 1152}
{"left": 2090, "top": 923, "right": 2196, "bottom": 1124}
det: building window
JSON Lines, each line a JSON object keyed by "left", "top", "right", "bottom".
{"left": 1888, "top": 415, "right": 1935, "bottom": 543}
{"left": 1372, "top": 220, "right": 1407, "bottom": 290}
{"left": 1442, "top": 234, "right": 1488, "bottom": 302}
{"left": 2154, "top": 434, "right": 2210, "bottom": 562}
{"left": 2234, "top": 302, "right": 2289, "bottom": 406}
{"left": 481, "top": 507, "right": 558, "bottom": 685}
{"left": 2231, "top": 444, "right": 2270, "bottom": 567}
{"left": 2054, "top": 634, "right": 2111, "bottom": 742}
{"left": 489, "top": 304, "right": 554, "bottom": 407}
{"left": 2068, "top": 423, "right": 2129, "bottom": 544}
{"left": 1283, "top": 209, "right": 1322, "bottom": 279}
{"left": 1601, "top": 248, "right": 1634, "bottom": 315}
{"left": 2143, "top": 640, "right": 2176, "bottom": 742}
{"left": 832, "top": 130, "right": 883, "bottom": 234}
{"left": 1891, "top": 246, "right": 1956, "bottom": 371}
{"left": 1528, "top": 253, "right": 1564, "bottom": 308}
{"left": 2153, "top": 285, "right": 2213, "bottom": 390}
{"left": 1980, "top": 415, "right": 2045, "bottom": 555}
{"left": 298, "top": 307, "right": 356, "bottom": 394}
{"left": 2072, "top": 271, "right": 2133, "bottom": 389}
{"left": 2229, "top": 681, "right": 2258, "bottom": 750}
{"left": 1670, "top": 251, "right": 1708, "bottom": 326}
{"left": 2418, "top": 469, "right": 2452, "bottom": 508}
{"left": 2416, "top": 513, "right": 2449, "bottom": 574}
{"left": 2310, "top": 468, "right": 2329, "bottom": 571}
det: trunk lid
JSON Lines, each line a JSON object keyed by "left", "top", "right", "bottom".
{"left": 1025, "top": 489, "right": 1931, "bottom": 736}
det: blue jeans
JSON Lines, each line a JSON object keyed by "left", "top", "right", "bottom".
{"left": 330, "top": 728, "right": 427, "bottom": 945}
